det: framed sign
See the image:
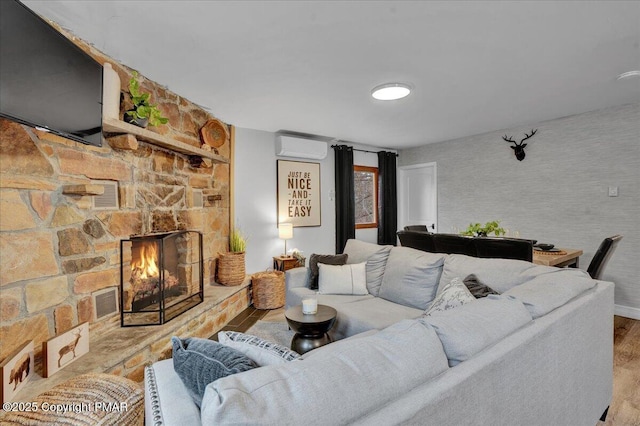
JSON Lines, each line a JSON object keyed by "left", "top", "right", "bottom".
{"left": 42, "top": 322, "right": 89, "bottom": 377}
{"left": 1, "top": 340, "right": 34, "bottom": 403}
{"left": 277, "top": 160, "right": 321, "bottom": 227}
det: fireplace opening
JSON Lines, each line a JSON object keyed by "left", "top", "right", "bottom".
{"left": 120, "top": 230, "right": 203, "bottom": 326}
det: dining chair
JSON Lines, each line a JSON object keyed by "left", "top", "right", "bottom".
{"left": 432, "top": 233, "right": 475, "bottom": 256}
{"left": 404, "top": 225, "right": 429, "bottom": 232}
{"left": 587, "top": 235, "right": 623, "bottom": 280}
{"left": 473, "top": 237, "right": 534, "bottom": 262}
{"left": 397, "top": 230, "right": 436, "bottom": 252}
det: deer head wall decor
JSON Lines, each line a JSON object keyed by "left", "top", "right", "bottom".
{"left": 503, "top": 129, "right": 537, "bottom": 161}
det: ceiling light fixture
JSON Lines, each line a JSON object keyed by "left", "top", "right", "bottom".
{"left": 616, "top": 70, "right": 640, "bottom": 80}
{"left": 371, "top": 83, "right": 411, "bottom": 101}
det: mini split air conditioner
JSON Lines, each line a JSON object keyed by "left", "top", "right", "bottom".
{"left": 275, "top": 135, "right": 328, "bottom": 160}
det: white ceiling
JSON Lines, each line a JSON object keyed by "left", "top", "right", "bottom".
{"left": 24, "top": 0, "right": 640, "bottom": 149}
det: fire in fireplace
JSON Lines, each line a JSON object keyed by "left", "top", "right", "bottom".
{"left": 120, "top": 230, "right": 203, "bottom": 326}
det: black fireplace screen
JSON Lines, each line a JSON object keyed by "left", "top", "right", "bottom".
{"left": 120, "top": 230, "right": 203, "bottom": 326}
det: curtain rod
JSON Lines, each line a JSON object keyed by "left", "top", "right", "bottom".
{"left": 330, "top": 145, "right": 398, "bottom": 157}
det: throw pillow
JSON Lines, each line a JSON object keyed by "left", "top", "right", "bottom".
{"left": 437, "top": 254, "right": 546, "bottom": 295}
{"left": 503, "top": 270, "right": 596, "bottom": 319}
{"left": 318, "top": 262, "right": 368, "bottom": 295}
{"left": 343, "top": 239, "right": 393, "bottom": 296}
{"left": 419, "top": 295, "right": 532, "bottom": 366}
{"left": 217, "top": 331, "right": 300, "bottom": 366}
{"left": 377, "top": 246, "right": 445, "bottom": 310}
{"left": 308, "top": 253, "right": 348, "bottom": 290}
{"left": 423, "top": 277, "right": 475, "bottom": 316}
{"left": 171, "top": 336, "right": 256, "bottom": 407}
{"left": 463, "top": 274, "right": 500, "bottom": 298}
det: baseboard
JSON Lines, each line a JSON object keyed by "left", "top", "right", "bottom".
{"left": 615, "top": 304, "right": 640, "bottom": 320}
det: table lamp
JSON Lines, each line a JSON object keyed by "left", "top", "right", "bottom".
{"left": 279, "top": 223, "right": 293, "bottom": 257}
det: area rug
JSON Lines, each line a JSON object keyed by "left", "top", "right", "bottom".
{"left": 244, "top": 321, "right": 294, "bottom": 348}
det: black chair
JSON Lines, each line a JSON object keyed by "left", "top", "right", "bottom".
{"left": 397, "top": 230, "right": 436, "bottom": 252}
{"left": 587, "top": 235, "right": 623, "bottom": 280}
{"left": 432, "top": 233, "right": 475, "bottom": 256}
{"left": 473, "top": 237, "right": 533, "bottom": 262}
{"left": 404, "top": 225, "right": 429, "bottom": 231}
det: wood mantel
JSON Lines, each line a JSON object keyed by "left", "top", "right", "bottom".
{"left": 103, "top": 117, "right": 228, "bottom": 163}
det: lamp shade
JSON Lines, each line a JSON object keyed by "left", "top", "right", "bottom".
{"left": 279, "top": 223, "right": 293, "bottom": 240}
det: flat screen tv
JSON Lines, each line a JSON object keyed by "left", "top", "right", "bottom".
{"left": 0, "top": 0, "right": 103, "bottom": 147}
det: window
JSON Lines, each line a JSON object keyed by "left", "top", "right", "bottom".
{"left": 354, "top": 165, "right": 378, "bottom": 229}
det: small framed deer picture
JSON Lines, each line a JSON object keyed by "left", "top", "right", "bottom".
{"left": 1, "top": 340, "right": 34, "bottom": 403}
{"left": 42, "top": 322, "right": 89, "bottom": 378}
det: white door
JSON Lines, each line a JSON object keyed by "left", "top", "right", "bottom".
{"left": 398, "top": 162, "right": 437, "bottom": 233}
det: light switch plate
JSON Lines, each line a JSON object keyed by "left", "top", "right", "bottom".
{"left": 608, "top": 186, "right": 619, "bottom": 197}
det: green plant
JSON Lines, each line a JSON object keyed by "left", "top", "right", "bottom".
{"left": 229, "top": 228, "right": 247, "bottom": 253}
{"left": 460, "top": 220, "right": 506, "bottom": 237}
{"left": 125, "top": 71, "right": 169, "bottom": 127}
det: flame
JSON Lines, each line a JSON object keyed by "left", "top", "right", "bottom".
{"left": 131, "top": 241, "right": 159, "bottom": 279}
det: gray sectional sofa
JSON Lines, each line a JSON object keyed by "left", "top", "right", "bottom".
{"left": 145, "top": 239, "right": 613, "bottom": 425}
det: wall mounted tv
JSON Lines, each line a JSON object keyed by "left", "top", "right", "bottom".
{"left": 0, "top": 0, "right": 103, "bottom": 147}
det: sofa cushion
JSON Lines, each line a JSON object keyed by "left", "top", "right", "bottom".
{"left": 201, "top": 320, "right": 449, "bottom": 425}
{"left": 329, "top": 297, "right": 424, "bottom": 340}
{"left": 503, "top": 269, "right": 596, "bottom": 318}
{"left": 438, "top": 254, "right": 555, "bottom": 294}
{"left": 423, "top": 277, "right": 475, "bottom": 316}
{"left": 378, "top": 246, "right": 445, "bottom": 310}
{"left": 217, "top": 331, "right": 300, "bottom": 366}
{"left": 318, "top": 262, "right": 368, "bottom": 295}
{"left": 420, "top": 295, "right": 532, "bottom": 366}
{"left": 343, "top": 239, "right": 392, "bottom": 296}
{"left": 463, "top": 273, "right": 500, "bottom": 298}
{"left": 171, "top": 337, "right": 256, "bottom": 407}
{"left": 308, "top": 253, "right": 348, "bottom": 290}
{"left": 287, "top": 286, "right": 374, "bottom": 310}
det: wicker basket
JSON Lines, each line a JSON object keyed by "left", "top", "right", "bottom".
{"left": 251, "top": 270, "right": 285, "bottom": 310}
{"left": 217, "top": 251, "right": 246, "bottom": 286}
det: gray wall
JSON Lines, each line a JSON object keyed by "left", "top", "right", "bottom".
{"left": 234, "top": 128, "right": 383, "bottom": 274}
{"left": 399, "top": 103, "right": 640, "bottom": 317}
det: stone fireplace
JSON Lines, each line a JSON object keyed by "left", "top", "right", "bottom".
{"left": 121, "top": 230, "right": 203, "bottom": 326}
{"left": 0, "top": 20, "right": 241, "bottom": 385}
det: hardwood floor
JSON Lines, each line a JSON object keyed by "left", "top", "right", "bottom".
{"left": 222, "top": 308, "right": 639, "bottom": 425}
{"left": 210, "top": 306, "right": 269, "bottom": 341}
{"left": 598, "top": 316, "right": 640, "bottom": 426}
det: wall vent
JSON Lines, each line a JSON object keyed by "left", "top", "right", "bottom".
{"left": 93, "top": 287, "right": 119, "bottom": 320}
{"left": 92, "top": 180, "right": 119, "bottom": 210}
{"left": 192, "top": 189, "right": 204, "bottom": 208}
{"left": 275, "top": 135, "right": 328, "bottom": 160}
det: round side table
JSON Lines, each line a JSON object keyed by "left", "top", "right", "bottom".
{"left": 285, "top": 304, "right": 337, "bottom": 355}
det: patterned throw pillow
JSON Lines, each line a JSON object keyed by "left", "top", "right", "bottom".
{"left": 422, "top": 277, "right": 475, "bottom": 317}
{"left": 308, "top": 253, "right": 348, "bottom": 290}
{"left": 218, "top": 331, "right": 300, "bottom": 366}
{"left": 463, "top": 274, "right": 500, "bottom": 298}
{"left": 172, "top": 337, "right": 256, "bottom": 407}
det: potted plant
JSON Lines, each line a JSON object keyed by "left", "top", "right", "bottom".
{"left": 460, "top": 220, "right": 506, "bottom": 237}
{"left": 290, "top": 248, "right": 306, "bottom": 267}
{"left": 217, "top": 228, "right": 247, "bottom": 286}
{"left": 124, "top": 71, "right": 169, "bottom": 128}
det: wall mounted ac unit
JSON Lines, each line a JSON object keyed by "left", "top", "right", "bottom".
{"left": 275, "top": 135, "right": 328, "bottom": 160}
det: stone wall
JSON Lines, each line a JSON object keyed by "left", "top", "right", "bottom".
{"left": 0, "top": 25, "right": 231, "bottom": 368}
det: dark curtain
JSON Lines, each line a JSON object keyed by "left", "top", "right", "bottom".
{"left": 377, "top": 151, "right": 398, "bottom": 245}
{"left": 334, "top": 145, "right": 355, "bottom": 253}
